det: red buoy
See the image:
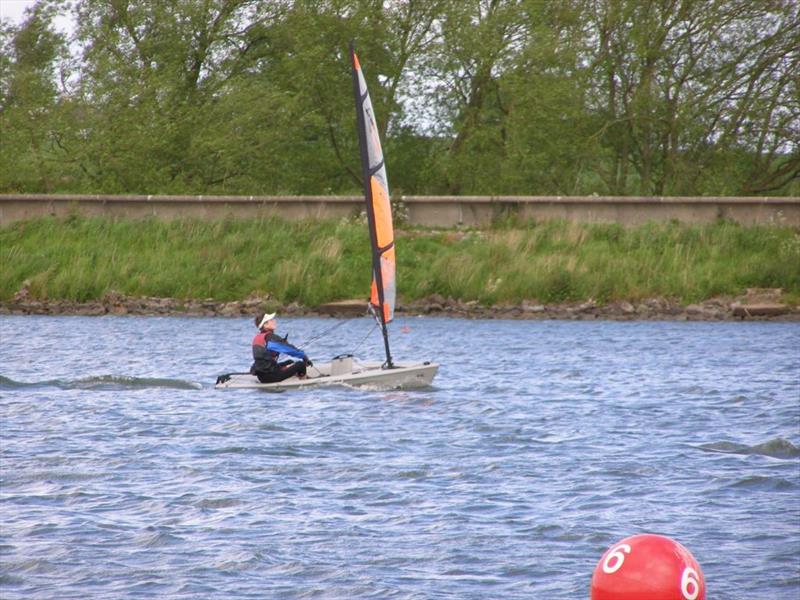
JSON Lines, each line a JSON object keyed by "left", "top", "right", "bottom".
{"left": 590, "top": 534, "right": 705, "bottom": 600}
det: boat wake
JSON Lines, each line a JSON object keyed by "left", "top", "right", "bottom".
{"left": 696, "top": 438, "right": 800, "bottom": 459}
{"left": 0, "top": 374, "right": 203, "bottom": 390}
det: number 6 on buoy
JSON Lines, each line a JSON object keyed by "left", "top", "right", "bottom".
{"left": 591, "top": 534, "right": 706, "bottom": 600}
{"left": 681, "top": 567, "right": 701, "bottom": 600}
{"left": 601, "top": 543, "right": 631, "bottom": 574}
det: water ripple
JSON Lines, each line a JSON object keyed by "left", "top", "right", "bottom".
{"left": 697, "top": 438, "right": 800, "bottom": 459}
{"left": 0, "top": 316, "right": 798, "bottom": 599}
{"left": 0, "top": 374, "right": 202, "bottom": 390}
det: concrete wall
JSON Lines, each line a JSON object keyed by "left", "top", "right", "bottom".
{"left": 402, "top": 196, "right": 800, "bottom": 227}
{"left": 1, "top": 194, "right": 798, "bottom": 227}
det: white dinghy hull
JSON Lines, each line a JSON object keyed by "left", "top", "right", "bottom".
{"left": 215, "top": 358, "right": 438, "bottom": 392}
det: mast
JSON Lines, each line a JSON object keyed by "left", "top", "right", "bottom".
{"left": 350, "top": 43, "right": 394, "bottom": 368}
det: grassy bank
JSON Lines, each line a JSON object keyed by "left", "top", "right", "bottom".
{"left": 2, "top": 215, "right": 799, "bottom": 306}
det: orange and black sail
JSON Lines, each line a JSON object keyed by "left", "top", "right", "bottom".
{"left": 351, "top": 44, "right": 396, "bottom": 367}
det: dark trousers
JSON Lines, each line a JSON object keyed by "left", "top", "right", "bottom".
{"left": 255, "top": 360, "right": 307, "bottom": 383}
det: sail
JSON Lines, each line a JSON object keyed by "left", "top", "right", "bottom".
{"left": 351, "top": 47, "right": 395, "bottom": 324}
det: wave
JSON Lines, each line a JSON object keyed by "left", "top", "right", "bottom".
{"left": 0, "top": 374, "right": 202, "bottom": 390}
{"left": 726, "top": 475, "right": 797, "bottom": 491}
{"left": 697, "top": 438, "right": 800, "bottom": 459}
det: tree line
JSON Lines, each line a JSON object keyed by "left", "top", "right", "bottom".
{"left": 1, "top": 0, "right": 798, "bottom": 198}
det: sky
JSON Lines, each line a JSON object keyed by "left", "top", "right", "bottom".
{"left": 2, "top": 0, "right": 76, "bottom": 41}
{"left": 0, "top": 0, "right": 37, "bottom": 24}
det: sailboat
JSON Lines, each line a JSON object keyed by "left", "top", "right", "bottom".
{"left": 215, "top": 46, "right": 439, "bottom": 391}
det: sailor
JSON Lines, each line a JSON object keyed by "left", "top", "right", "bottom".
{"left": 250, "top": 312, "right": 312, "bottom": 383}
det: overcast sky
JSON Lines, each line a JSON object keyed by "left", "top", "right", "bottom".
{"left": 2, "top": 0, "right": 76, "bottom": 41}
{"left": 1, "top": 0, "right": 37, "bottom": 24}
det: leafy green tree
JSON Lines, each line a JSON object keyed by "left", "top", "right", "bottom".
{"left": 499, "top": 0, "right": 600, "bottom": 195}
{"left": 425, "top": 0, "right": 528, "bottom": 194}
{"left": 0, "top": 3, "right": 69, "bottom": 192}
{"left": 583, "top": 0, "right": 799, "bottom": 196}
{"left": 0, "top": 0, "right": 796, "bottom": 197}
{"left": 70, "top": 0, "right": 264, "bottom": 192}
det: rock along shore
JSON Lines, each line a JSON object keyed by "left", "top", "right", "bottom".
{"left": 1, "top": 289, "right": 797, "bottom": 322}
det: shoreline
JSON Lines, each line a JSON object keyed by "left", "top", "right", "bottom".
{"left": 2, "top": 291, "right": 797, "bottom": 322}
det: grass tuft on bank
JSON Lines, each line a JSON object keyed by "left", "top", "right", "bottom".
{"left": 2, "top": 215, "right": 798, "bottom": 306}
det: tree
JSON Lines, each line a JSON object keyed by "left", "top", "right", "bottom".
{"left": 0, "top": 3, "right": 69, "bottom": 192}
{"left": 69, "top": 0, "right": 266, "bottom": 192}
{"left": 425, "top": 0, "right": 529, "bottom": 194}
{"left": 498, "top": 0, "right": 599, "bottom": 195}
{"left": 584, "top": 0, "right": 800, "bottom": 196}
{"left": 0, "top": 0, "right": 796, "bottom": 197}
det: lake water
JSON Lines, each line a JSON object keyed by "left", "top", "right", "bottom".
{"left": 1, "top": 315, "right": 798, "bottom": 599}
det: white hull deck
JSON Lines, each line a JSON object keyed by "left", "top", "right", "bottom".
{"left": 215, "top": 359, "right": 438, "bottom": 392}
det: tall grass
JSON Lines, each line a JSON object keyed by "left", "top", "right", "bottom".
{"left": 2, "top": 215, "right": 798, "bottom": 305}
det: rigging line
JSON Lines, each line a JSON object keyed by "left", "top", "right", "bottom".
{"left": 351, "top": 321, "right": 379, "bottom": 356}
{"left": 301, "top": 318, "right": 352, "bottom": 347}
